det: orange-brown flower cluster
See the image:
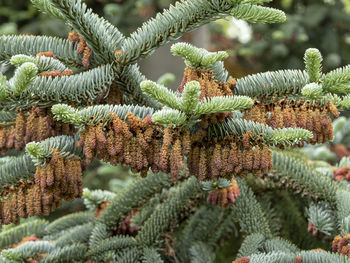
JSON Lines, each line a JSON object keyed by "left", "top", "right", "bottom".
{"left": 244, "top": 100, "right": 337, "bottom": 144}
{"left": 68, "top": 31, "right": 92, "bottom": 69}
{"left": 333, "top": 167, "right": 350, "bottom": 182}
{"left": 207, "top": 179, "right": 240, "bottom": 206}
{"left": 307, "top": 222, "right": 323, "bottom": 237}
{"left": 39, "top": 69, "right": 73, "bottom": 78}
{"left": 188, "top": 140, "right": 272, "bottom": 181}
{"left": 295, "top": 256, "right": 303, "bottom": 263}
{"left": 232, "top": 257, "right": 250, "bottom": 263}
{"left": 78, "top": 113, "right": 190, "bottom": 181}
{"left": 0, "top": 150, "right": 82, "bottom": 225}
{"left": 0, "top": 125, "right": 16, "bottom": 154}
{"left": 179, "top": 68, "right": 236, "bottom": 127}
{"left": 179, "top": 67, "right": 233, "bottom": 98}
{"left": 0, "top": 107, "right": 75, "bottom": 154}
{"left": 36, "top": 52, "right": 55, "bottom": 58}
{"left": 332, "top": 234, "right": 350, "bottom": 257}
{"left": 36, "top": 52, "right": 74, "bottom": 78}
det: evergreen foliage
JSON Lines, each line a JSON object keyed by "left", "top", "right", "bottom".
{"left": 1, "top": 0, "right": 350, "bottom": 262}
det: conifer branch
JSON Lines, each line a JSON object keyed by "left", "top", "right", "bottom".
{"left": 10, "top": 54, "right": 68, "bottom": 72}
{"left": 304, "top": 48, "right": 323, "bottom": 83}
{"left": 45, "top": 0, "right": 125, "bottom": 64}
{"left": 235, "top": 69, "right": 309, "bottom": 98}
{"left": 230, "top": 4, "right": 286, "bottom": 23}
{"left": 136, "top": 176, "right": 202, "bottom": 246}
{"left": 118, "top": 0, "right": 284, "bottom": 66}
{"left": 0, "top": 219, "right": 48, "bottom": 249}
{"left": 96, "top": 173, "right": 172, "bottom": 231}
{"left": 232, "top": 178, "right": 272, "bottom": 238}
{"left": 0, "top": 35, "right": 91, "bottom": 68}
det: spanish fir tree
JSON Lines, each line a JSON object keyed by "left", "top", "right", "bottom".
{"left": 1, "top": 0, "right": 350, "bottom": 262}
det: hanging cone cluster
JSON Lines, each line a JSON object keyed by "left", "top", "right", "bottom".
{"left": 68, "top": 31, "right": 92, "bottom": 69}
{"left": 78, "top": 111, "right": 273, "bottom": 183}
{"left": 0, "top": 183, "right": 60, "bottom": 225}
{"left": 307, "top": 222, "right": 323, "bottom": 237}
{"left": 243, "top": 100, "right": 337, "bottom": 144}
{"left": 0, "top": 107, "right": 76, "bottom": 154}
{"left": 332, "top": 234, "right": 350, "bottom": 257}
{"left": 0, "top": 150, "right": 82, "bottom": 225}
{"left": 188, "top": 139, "right": 272, "bottom": 181}
{"left": 0, "top": 125, "right": 16, "bottom": 155}
{"left": 179, "top": 67, "right": 236, "bottom": 128}
{"left": 206, "top": 179, "right": 240, "bottom": 206}
{"left": 333, "top": 167, "right": 350, "bottom": 182}
{"left": 78, "top": 113, "right": 190, "bottom": 181}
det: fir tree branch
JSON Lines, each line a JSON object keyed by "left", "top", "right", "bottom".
{"left": 118, "top": 0, "right": 282, "bottom": 66}
{"left": 0, "top": 155, "right": 37, "bottom": 190}
{"left": 230, "top": 4, "right": 286, "bottom": 23}
{"left": 1, "top": 241, "right": 55, "bottom": 261}
{"left": 97, "top": 173, "right": 172, "bottom": 231}
{"left": 10, "top": 54, "right": 68, "bottom": 72}
{"left": 234, "top": 69, "right": 309, "bottom": 99}
{"left": 45, "top": 211, "right": 94, "bottom": 235}
{"left": 0, "top": 219, "right": 48, "bottom": 249}
{"left": 142, "top": 247, "right": 164, "bottom": 263}
{"left": 231, "top": 178, "right": 272, "bottom": 238}
{"left": 272, "top": 150, "right": 340, "bottom": 203}
{"left": 322, "top": 65, "right": 350, "bottom": 94}
{"left": 0, "top": 35, "right": 93, "bottom": 68}
{"left": 45, "top": 0, "right": 125, "bottom": 64}
{"left": 136, "top": 177, "right": 201, "bottom": 246}
{"left": 237, "top": 233, "right": 265, "bottom": 258}
{"left": 41, "top": 243, "right": 87, "bottom": 263}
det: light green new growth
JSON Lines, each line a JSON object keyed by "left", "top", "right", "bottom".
{"left": 194, "top": 96, "right": 253, "bottom": 115}
{"left": 152, "top": 109, "right": 188, "bottom": 126}
{"left": 140, "top": 80, "right": 180, "bottom": 109}
{"left": 230, "top": 4, "right": 286, "bottom": 24}
{"left": 51, "top": 104, "right": 81, "bottom": 125}
{"left": 181, "top": 81, "right": 201, "bottom": 114}
{"left": 171, "top": 42, "right": 228, "bottom": 69}
{"left": 301, "top": 83, "right": 323, "bottom": 99}
{"left": 322, "top": 65, "right": 350, "bottom": 94}
{"left": 304, "top": 48, "right": 323, "bottom": 83}
{"left": 10, "top": 62, "right": 38, "bottom": 97}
